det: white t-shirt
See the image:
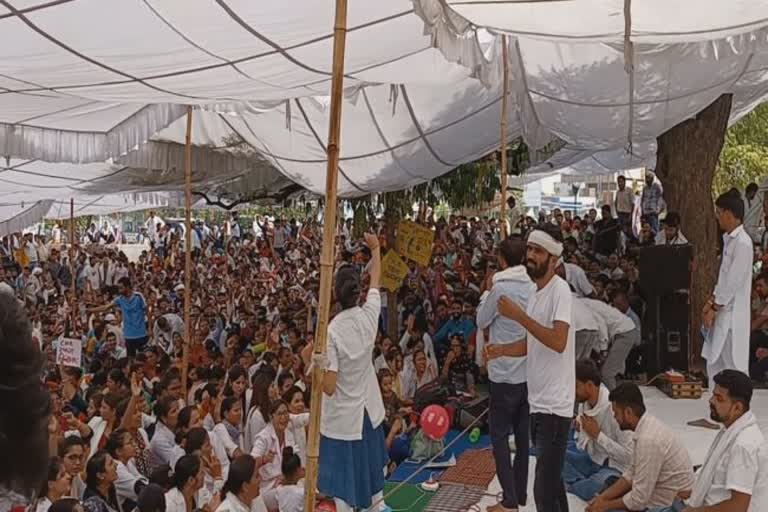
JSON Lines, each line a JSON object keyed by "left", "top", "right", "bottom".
{"left": 563, "top": 262, "right": 595, "bottom": 297}
{"left": 525, "top": 275, "right": 576, "bottom": 418}
{"left": 276, "top": 484, "right": 304, "bottom": 512}
{"left": 581, "top": 298, "right": 635, "bottom": 339}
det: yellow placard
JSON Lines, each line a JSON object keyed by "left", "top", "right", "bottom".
{"left": 381, "top": 250, "right": 409, "bottom": 292}
{"left": 396, "top": 220, "right": 435, "bottom": 267}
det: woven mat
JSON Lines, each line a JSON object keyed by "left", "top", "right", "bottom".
{"left": 383, "top": 482, "right": 433, "bottom": 512}
{"left": 423, "top": 483, "right": 484, "bottom": 512}
{"left": 438, "top": 448, "right": 496, "bottom": 489}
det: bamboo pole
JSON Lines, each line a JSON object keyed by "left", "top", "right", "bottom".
{"left": 304, "top": 0, "right": 348, "bottom": 509}
{"left": 499, "top": 35, "right": 510, "bottom": 240}
{"left": 69, "top": 198, "right": 76, "bottom": 333}
{"left": 180, "top": 106, "right": 193, "bottom": 398}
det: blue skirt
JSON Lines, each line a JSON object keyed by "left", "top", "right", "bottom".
{"left": 318, "top": 411, "right": 389, "bottom": 509}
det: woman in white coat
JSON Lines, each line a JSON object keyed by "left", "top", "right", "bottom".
{"left": 315, "top": 234, "right": 388, "bottom": 512}
{"left": 87, "top": 393, "right": 122, "bottom": 458}
{"left": 165, "top": 454, "right": 208, "bottom": 512}
{"left": 250, "top": 400, "right": 297, "bottom": 512}
{"left": 215, "top": 455, "right": 264, "bottom": 512}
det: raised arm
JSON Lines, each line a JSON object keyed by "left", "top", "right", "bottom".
{"left": 364, "top": 232, "right": 381, "bottom": 290}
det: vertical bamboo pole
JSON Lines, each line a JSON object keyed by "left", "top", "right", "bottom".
{"left": 304, "top": 0, "right": 348, "bottom": 509}
{"left": 180, "top": 106, "right": 193, "bottom": 398}
{"left": 499, "top": 35, "right": 510, "bottom": 239}
{"left": 70, "top": 198, "right": 77, "bottom": 333}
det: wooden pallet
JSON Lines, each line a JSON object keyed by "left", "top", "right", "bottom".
{"left": 658, "top": 380, "right": 703, "bottom": 399}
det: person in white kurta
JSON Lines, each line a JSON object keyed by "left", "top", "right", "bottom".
{"left": 703, "top": 193, "right": 753, "bottom": 389}
{"left": 649, "top": 370, "right": 764, "bottom": 512}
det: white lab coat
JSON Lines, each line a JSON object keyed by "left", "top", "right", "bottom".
{"left": 703, "top": 225, "right": 752, "bottom": 385}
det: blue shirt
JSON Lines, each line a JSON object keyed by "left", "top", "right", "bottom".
{"left": 434, "top": 317, "right": 475, "bottom": 345}
{"left": 114, "top": 292, "right": 147, "bottom": 339}
{"left": 476, "top": 266, "right": 536, "bottom": 384}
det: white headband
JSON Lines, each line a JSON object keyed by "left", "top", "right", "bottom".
{"left": 528, "top": 230, "right": 563, "bottom": 257}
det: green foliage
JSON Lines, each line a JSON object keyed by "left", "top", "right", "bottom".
{"left": 714, "top": 103, "right": 768, "bottom": 196}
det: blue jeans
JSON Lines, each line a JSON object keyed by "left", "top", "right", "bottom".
{"left": 562, "top": 445, "right": 620, "bottom": 501}
{"left": 647, "top": 498, "right": 687, "bottom": 512}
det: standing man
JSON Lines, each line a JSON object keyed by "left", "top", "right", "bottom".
{"left": 497, "top": 225, "right": 575, "bottom": 512}
{"left": 89, "top": 277, "right": 148, "bottom": 357}
{"left": 614, "top": 176, "right": 634, "bottom": 231}
{"left": 143, "top": 210, "right": 164, "bottom": 249}
{"left": 641, "top": 170, "right": 664, "bottom": 233}
{"left": 703, "top": 191, "right": 752, "bottom": 389}
{"left": 477, "top": 238, "right": 536, "bottom": 512}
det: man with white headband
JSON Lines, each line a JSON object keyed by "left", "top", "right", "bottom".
{"left": 497, "top": 224, "right": 575, "bottom": 512}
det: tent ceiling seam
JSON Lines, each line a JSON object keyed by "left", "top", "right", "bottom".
{"left": 398, "top": 84, "right": 453, "bottom": 167}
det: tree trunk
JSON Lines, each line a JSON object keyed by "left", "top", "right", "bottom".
{"left": 655, "top": 93, "right": 732, "bottom": 369}
{"left": 383, "top": 193, "right": 400, "bottom": 340}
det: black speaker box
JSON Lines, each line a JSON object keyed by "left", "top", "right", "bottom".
{"left": 637, "top": 244, "right": 693, "bottom": 296}
{"left": 644, "top": 291, "right": 690, "bottom": 375}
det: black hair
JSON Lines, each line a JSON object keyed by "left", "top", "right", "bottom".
{"left": 713, "top": 369, "right": 753, "bottom": 411}
{"left": 664, "top": 211, "right": 681, "bottom": 228}
{"left": 250, "top": 372, "right": 274, "bottom": 423}
{"left": 0, "top": 291, "right": 51, "bottom": 499}
{"left": 154, "top": 396, "right": 177, "bottom": 424}
{"left": 277, "top": 372, "right": 294, "bottom": 390}
{"left": 40, "top": 456, "right": 64, "bottom": 498}
{"left": 148, "top": 465, "right": 172, "bottom": 489}
{"left": 575, "top": 359, "right": 602, "bottom": 387}
{"left": 172, "top": 454, "right": 201, "bottom": 491}
{"left": 184, "top": 428, "right": 209, "bottom": 455}
{"left": 136, "top": 483, "right": 167, "bottom": 512}
{"left": 281, "top": 446, "right": 301, "bottom": 479}
{"left": 746, "top": 182, "right": 759, "bottom": 194}
{"left": 49, "top": 498, "right": 83, "bottom": 512}
{"left": 499, "top": 237, "right": 526, "bottom": 268}
{"left": 281, "top": 386, "right": 304, "bottom": 407}
{"left": 221, "top": 454, "right": 257, "bottom": 499}
{"left": 608, "top": 382, "right": 646, "bottom": 417}
{"left": 536, "top": 222, "right": 564, "bottom": 243}
{"left": 715, "top": 190, "right": 745, "bottom": 221}
{"left": 177, "top": 405, "right": 197, "bottom": 433}
{"left": 105, "top": 429, "right": 131, "bottom": 459}
{"left": 117, "top": 277, "right": 132, "bottom": 288}
{"left": 220, "top": 396, "right": 241, "bottom": 421}
{"left": 85, "top": 450, "right": 111, "bottom": 490}
{"left": 59, "top": 435, "right": 87, "bottom": 457}
{"left": 334, "top": 264, "right": 361, "bottom": 310}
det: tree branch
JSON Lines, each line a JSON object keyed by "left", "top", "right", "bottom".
{"left": 192, "top": 184, "right": 305, "bottom": 210}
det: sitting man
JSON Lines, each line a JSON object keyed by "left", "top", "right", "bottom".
{"left": 586, "top": 383, "right": 694, "bottom": 512}
{"left": 650, "top": 370, "right": 764, "bottom": 512}
{"left": 565, "top": 360, "right": 633, "bottom": 502}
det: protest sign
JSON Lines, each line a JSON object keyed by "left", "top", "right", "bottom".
{"left": 381, "top": 250, "right": 409, "bottom": 292}
{"left": 396, "top": 220, "right": 435, "bottom": 266}
{"left": 56, "top": 337, "right": 82, "bottom": 368}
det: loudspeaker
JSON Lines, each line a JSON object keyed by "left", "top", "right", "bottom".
{"left": 644, "top": 291, "right": 690, "bottom": 375}
{"left": 638, "top": 244, "right": 693, "bottom": 296}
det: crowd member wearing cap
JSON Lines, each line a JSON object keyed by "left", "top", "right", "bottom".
{"left": 315, "top": 233, "right": 387, "bottom": 512}
{"left": 496, "top": 224, "right": 575, "bottom": 512}
{"left": 702, "top": 191, "right": 753, "bottom": 390}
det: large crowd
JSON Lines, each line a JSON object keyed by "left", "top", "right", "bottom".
{"left": 0, "top": 171, "right": 765, "bottom": 512}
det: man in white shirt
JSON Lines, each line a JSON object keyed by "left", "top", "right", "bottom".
{"left": 565, "top": 360, "right": 633, "bottom": 502}
{"left": 496, "top": 225, "right": 575, "bottom": 512}
{"left": 478, "top": 237, "right": 536, "bottom": 512}
{"left": 143, "top": 211, "right": 165, "bottom": 248}
{"left": 582, "top": 298, "right": 640, "bottom": 390}
{"left": 614, "top": 176, "right": 634, "bottom": 231}
{"left": 588, "top": 383, "right": 694, "bottom": 512}
{"left": 153, "top": 313, "right": 184, "bottom": 356}
{"left": 649, "top": 370, "right": 764, "bottom": 512}
{"left": 655, "top": 212, "right": 689, "bottom": 246}
{"left": 557, "top": 259, "right": 596, "bottom": 298}
{"left": 573, "top": 295, "right": 603, "bottom": 361}
{"left": 703, "top": 191, "right": 753, "bottom": 389}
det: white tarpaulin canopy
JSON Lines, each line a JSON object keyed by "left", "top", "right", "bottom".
{"left": 2, "top": 1, "right": 768, "bottom": 220}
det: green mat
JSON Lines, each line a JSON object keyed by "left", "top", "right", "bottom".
{"left": 383, "top": 482, "right": 434, "bottom": 512}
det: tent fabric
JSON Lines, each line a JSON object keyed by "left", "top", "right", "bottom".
{"left": 0, "top": 200, "right": 53, "bottom": 238}
{"left": 0, "top": 1, "right": 468, "bottom": 103}
{"left": 413, "top": 0, "right": 768, "bottom": 153}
